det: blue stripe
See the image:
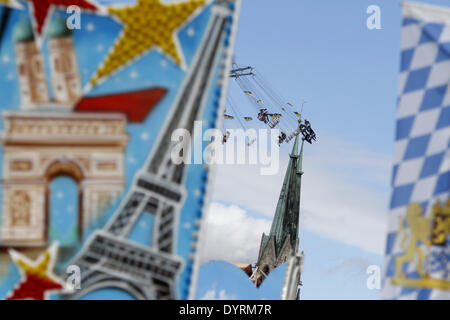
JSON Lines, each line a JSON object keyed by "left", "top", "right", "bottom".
{"left": 391, "top": 164, "right": 399, "bottom": 187}
{"left": 434, "top": 171, "right": 450, "bottom": 196}
{"left": 396, "top": 116, "right": 415, "bottom": 141}
{"left": 385, "top": 232, "right": 397, "bottom": 255}
{"left": 420, "top": 85, "right": 446, "bottom": 111}
{"left": 403, "top": 18, "right": 420, "bottom": 26}
{"left": 436, "top": 106, "right": 450, "bottom": 130}
{"left": 404, "top": 67, "right": 431, "bottom": 93}
{"left": 417, "top": 289, "right": 432, "bottom": 300}
{"left": 401, "top": 49, "right": 415, "bottom": 72}
{"left": 419, "top": 23, "right": 444, "bottom": 44}
{"left": 390, "top": 184, "right": 414, "bottom": 209}
{"left": 385, "top": 255, "right": 396, "bottom": 278}
{"left": 403, "top": 135, "right": 431, "bottom": 160}
{"left": 436, "top": 42, "right": 450, "bottom": 62}
{"left": 419, "top": 152, "right": 445, "bottom": 178}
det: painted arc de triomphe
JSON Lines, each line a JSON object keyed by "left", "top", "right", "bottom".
{"left": 0, "top": 112, "right": 129, "bottom": 246}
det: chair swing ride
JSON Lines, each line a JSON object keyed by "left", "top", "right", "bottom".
{"left": 222, "top": 62, "right": 317, "bottom": 146}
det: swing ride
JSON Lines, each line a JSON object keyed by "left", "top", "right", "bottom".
{"left": 222, "top": 62, "right": 317, "bottom": 146}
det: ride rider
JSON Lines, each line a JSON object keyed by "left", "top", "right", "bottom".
{"left": 222, "top": 131, "right": 230, "bottom": 144}
{"left": 257, "top": 109, "right": 269, "bottom": 124}
{"left": 278, "top": 131, "right": 287, "bottom": 145}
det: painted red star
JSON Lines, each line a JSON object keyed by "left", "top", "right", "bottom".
{"left": 6, "top": 244, "right": 64, "bottom": 300}
{"left": 25, "top": 0, "right": 98, "bottom": 36}
{"left": 6, "top": 273, "right": 64, "bottom": 300}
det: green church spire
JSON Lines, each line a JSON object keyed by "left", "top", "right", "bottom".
{"left": 262, "top": 135, "right": 304, "bottom": 258}
{"left": 252, "top": 118, "right": 315, "bottom": 287}
{"left": 290, "top": 134, "right": 300, "bottom": 158}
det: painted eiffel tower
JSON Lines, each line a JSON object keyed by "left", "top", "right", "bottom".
{"left": 62, "top": 0, "right": 237, "bottom": 300}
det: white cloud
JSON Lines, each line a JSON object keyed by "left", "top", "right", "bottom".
{"left": 200, "top": 202, "right": 271, "bottom": 264}
{"left": 209, "top": 133, "right": 390, "bottom": 255}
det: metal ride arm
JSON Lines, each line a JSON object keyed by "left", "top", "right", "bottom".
{"left": 227, "top": 62, "right": 316, "bottom": 142}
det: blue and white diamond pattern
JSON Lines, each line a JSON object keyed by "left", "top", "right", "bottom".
{"left": 383, "top": 3, "right": 450, "bottom": 300}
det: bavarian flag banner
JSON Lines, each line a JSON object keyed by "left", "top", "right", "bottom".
{"left": 383, "top": 1, "right": 450, "bottom": 299}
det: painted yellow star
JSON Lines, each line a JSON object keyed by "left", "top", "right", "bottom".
{"left": 14, "top": 249, "right": 52, "bottom": 278}
{"left": 91, "top": 0, "right": 206, "bottom": 86}
{"left": 0, "top": 0, "right": 23, "bottom": 9}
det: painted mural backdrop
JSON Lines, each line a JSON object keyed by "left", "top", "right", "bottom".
{"left": 0, "top": 0, "right": 240, "bottom": 300}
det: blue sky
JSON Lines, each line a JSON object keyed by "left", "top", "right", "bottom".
{"left": 198, "top": 0, "right": 450, "bottom": 300}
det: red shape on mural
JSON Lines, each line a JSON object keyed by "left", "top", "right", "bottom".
{"left": 6, "top": 245, "right": 64, "bottom": 300}
{"left": 75, "top": 87, "right": 168, "bottom": 123}
{"left": 7, "top": 273, "right": 64, "bottom": 300}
